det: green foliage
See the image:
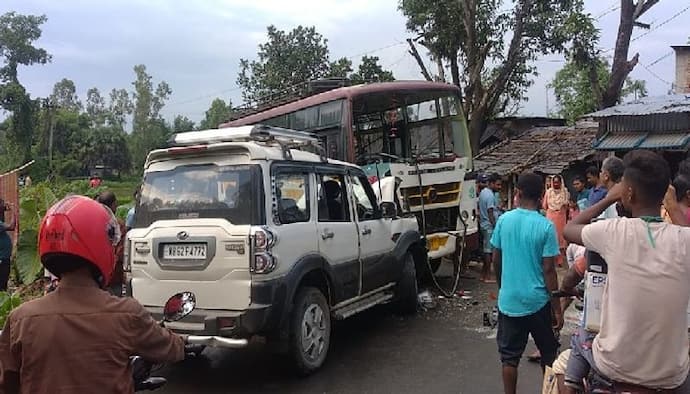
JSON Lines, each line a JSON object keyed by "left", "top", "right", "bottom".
{"left": 129, "top": 65, "right": 173, "bottom": 170}
{"left": 237, "top": 26, "right": 395, "bottom": 106}
{"left": 550, "top": 57, "right": 648, "bottom": 123}
{"left": 550, "top": 59, "right": 609, "bottom": 123}
{"left": 238, "top": 25, "right": 331, "bottom": 104}
{"left": 173, "top": 115, "right": 195, "bottom": 133}
{"left": 327, "top": 57, "right": 353, "bottom": 78}
{"left": 15, "top": 180, "right": 106, "bottom": 284}
{"left": 0, "top": 11, "right": 51, "bottom": 165}
{"left": 85, "top": 87, "right": 107, "bottom": 127}
{"left": 199, "top": 98, "right": 232, "bottom": 129}
{"left": 349, "top": 56, "right": 395, "bottom": 84}
{"left": 0, "top": 292, "right": 21, "bottom": 327}
{"left": 50, "top": 78, "right": 81, "bottom": 111}
{"left": 0, "top": 12, "right": 52, "bottom": 83}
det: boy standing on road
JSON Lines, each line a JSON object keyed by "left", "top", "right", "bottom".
{"left": 479, "top": 173, "right": 502, "bottom": 282}
{"left": 492, "top": 173, "right": 562, "bottom": 394}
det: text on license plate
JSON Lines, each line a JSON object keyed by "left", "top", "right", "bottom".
{"left": 163, "top": 244, "right": 207, "bottom": 259}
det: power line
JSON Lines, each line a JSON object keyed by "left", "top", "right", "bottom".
{"left": 640, "top": 62, "right": 672, "bottom": 85}
{"left": 648, "top": 51, "right": 674, "bottom": 67}
{"left": 596, "top": 5, "right": 620, "bottom": 20}
{"left": 601, "top": 4, "right": 690, "bottom": 55}
{"left": 631, "top": 4, "right": 690, "bottom": 43}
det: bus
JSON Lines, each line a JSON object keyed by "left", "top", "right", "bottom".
{"left": 221, "top": 81, "right": 479, "bottom": 271}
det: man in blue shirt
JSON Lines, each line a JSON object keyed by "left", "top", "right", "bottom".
{"left": 0, "top": 200, "right": 17, "bottom": 291}
{"left": 586, "top": 166, "right": 607, "bottom": 206}
{"left": 491, "top": 173, "right": 561, "bottom": 394}
{"left": 479, "top": 173, "right": 502, "bottom": 282}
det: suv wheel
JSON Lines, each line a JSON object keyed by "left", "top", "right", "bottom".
{"left": 289, "top": 287, "right": 331, "bottom": 375}
{"left": 393, "top": 251, "right": 418, "bottom": 315}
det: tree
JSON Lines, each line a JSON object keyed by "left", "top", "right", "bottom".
{"left": 238, "top": 25, "right": 332, "bottom": 105}
{"left": 126, "top": 65, "right": 173, "bottom": 170}
{"left": 0, "top": 12, "right": 51, "bottom": 83}
{"left": 82, "top": 127, "right": 131, "bottom": 175}
{"left": 551, "top": 57, "right": 648, "bottom": 123}
{"left": 85, "top": 87, "right": 107, "bottom": 126}
{"left": 107, "top": 88, "right": 133, "bottom": 130}
{"left": 50, "top": 78, "right": 81, "bottom": 111}
{"left": 327, "top": 57, "right": 353, "bottom": 78}
{"left": 400, "top": 0, "right": 580, "bottom": 153}
{"left": 0, "top": 11, "right": 51, "bottom": 163}
{"left": 568, "top": 0, "right": 659, "bottom": 109}
{"left": 622, "top": 78, "right": 647, "bottom": 100}
{"left": 172, "top": 115, "right": 195, "bottom": 132}
{"left": 199, "top": 98, "right": 233, "bottom": 130}
{"left": 131, "top": 64, "right": 171, "bottom": 134}
{"left": 349, "top": 56, "right": 395, "bottom": 84}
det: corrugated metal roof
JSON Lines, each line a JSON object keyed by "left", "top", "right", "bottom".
{"left": 587, "top": 95, "right": 690, "bottom": 118}
{"left": 593, "top": 132, "right": 647, "bottom": 150}
{"left": 638, "top": 133, "right": 690, "bottom": 150}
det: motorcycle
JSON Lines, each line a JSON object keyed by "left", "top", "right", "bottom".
{"left": 133, "top": 291, "right": 201, "bottom": 391}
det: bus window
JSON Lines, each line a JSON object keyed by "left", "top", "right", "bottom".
{"left": 410, "top": 123, "right": 442, "bottom": 158}
{"left": 319, "top": 100, "right": 342, "bottom": 127}
{"left": 407, "top": 100, "right": 438, "bottom": 122}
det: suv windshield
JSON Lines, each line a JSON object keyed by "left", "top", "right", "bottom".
{"left": 135, "top": 164, "right": 264, "bottom": 227}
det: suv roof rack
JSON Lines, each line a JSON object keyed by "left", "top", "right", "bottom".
{"left": 168, "top": 125, "right": 326, "bottom": 161}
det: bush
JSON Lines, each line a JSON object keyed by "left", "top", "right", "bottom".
{"left": 0, "top": 291, "right": 21, "bottom": 327}
{"left": 15, "top": 180, "right": 108, "bottom": 284}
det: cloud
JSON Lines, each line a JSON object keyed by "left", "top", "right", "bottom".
{"left": 1, "top": 0, "right": 687, "bottom": 123}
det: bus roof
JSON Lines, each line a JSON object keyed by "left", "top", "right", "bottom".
{"left": 221, "top": 81, "right": 460, "bottom": 128}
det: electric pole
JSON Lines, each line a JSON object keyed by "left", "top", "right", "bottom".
{"left": 43, "top": 98, "right": 56, "bottom": 176}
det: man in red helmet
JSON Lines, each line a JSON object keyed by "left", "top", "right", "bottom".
{"left": 0, "top": 195, "right": 185, "bottom": 394}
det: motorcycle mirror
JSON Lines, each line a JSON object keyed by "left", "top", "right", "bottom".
{"left": 163, "top": 292, "right": 196, "bottom": 322}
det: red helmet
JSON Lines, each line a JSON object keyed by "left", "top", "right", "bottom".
{"left": 39, "top": 195, "right": 121, "bottom": 287}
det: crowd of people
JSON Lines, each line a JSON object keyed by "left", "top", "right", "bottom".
{"left": 482, "top": 150, "right": 690, "bottom": 394}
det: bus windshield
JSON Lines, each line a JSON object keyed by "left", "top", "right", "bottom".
{"left": 353, "top": 94, "right": 470, "bottom": 164}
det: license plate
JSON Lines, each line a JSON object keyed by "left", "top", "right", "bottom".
{"left": 162, "top": 244, "right": 207, "bottom": 259}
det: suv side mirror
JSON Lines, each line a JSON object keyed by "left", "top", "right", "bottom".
{"left": 379, "top": 201, "right": 397, "bottom": 219}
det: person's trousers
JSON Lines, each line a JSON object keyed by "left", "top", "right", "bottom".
{"left": 0, "top": 260, "right": 11, "bottom": 292}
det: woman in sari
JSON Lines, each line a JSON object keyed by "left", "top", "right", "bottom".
{"left": 543, "top": 175, "right": 569, "bottom": 264}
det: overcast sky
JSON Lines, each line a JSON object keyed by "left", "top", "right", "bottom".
{"left": 1, "top": 0, "right": 688, "bottom": 124}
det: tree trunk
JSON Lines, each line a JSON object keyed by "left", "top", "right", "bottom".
{"left": 601, "top": 0, "right": 637, "bottom": 108}
{"left": 468, "top": 107, "right": 487, "bottom": 156}
{"left": 449, "top": 56, "right": 460, "bottom": 87}
{"left": 435, "top": 56, "right": 446, "bottom": 82}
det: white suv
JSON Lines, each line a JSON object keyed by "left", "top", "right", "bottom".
{"left": 125, "top": 125, "right": 425, "bottom": 374}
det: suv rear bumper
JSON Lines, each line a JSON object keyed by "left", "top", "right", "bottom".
{"left": 134, "top": 275, "right": 288, "bottom": 342}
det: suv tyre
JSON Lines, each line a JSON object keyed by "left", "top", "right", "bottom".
{"left": 393, "top": 252, "right": 418, "bottom": 315}
{"left": 289, "top": 287, "right": 331, "bottom": 375}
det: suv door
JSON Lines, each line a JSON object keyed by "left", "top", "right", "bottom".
{"left": 349, "top": 174, "right": 396, "bottom": 293}
{"left": 315, "top": 170, "right": 360, "bottom": 301}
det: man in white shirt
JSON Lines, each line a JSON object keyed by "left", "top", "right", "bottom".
{"left": 563, "top": 150, "right": 690, "bottom": 392}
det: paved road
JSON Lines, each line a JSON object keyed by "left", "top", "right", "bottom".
{"left": 159, "top": 266, "right": 549, "bottom": 393}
